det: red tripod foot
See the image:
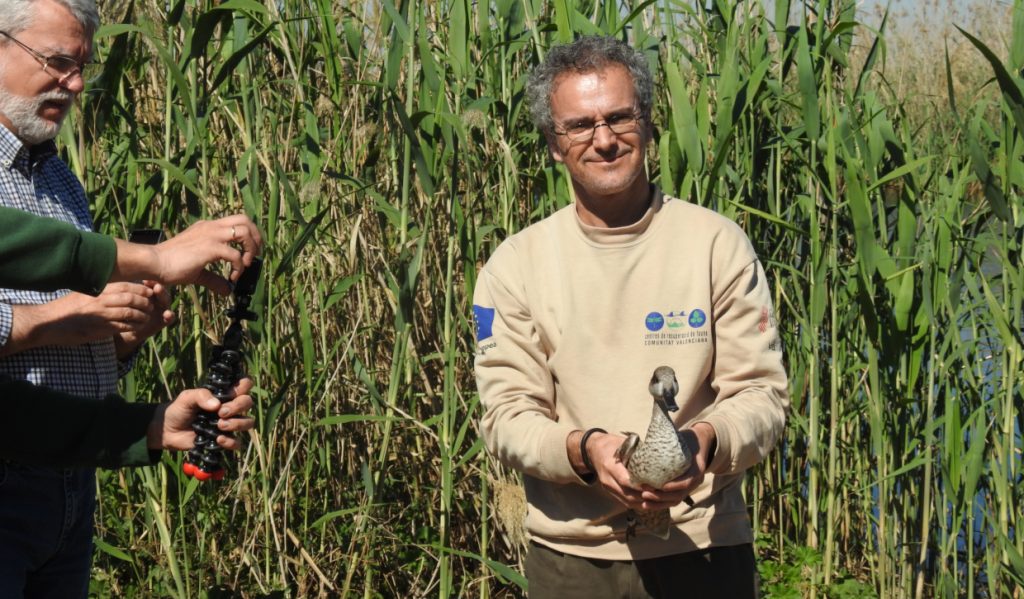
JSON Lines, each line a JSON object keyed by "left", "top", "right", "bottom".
{"left": 183, "top": 461, "right": 225, "bottom": 481}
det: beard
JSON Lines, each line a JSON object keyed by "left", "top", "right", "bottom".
{"left": 0, "top": 65, "right": 73, "bottom": 145}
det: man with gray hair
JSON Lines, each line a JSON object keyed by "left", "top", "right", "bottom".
{"left": 473, "top": 36, "right": 788, "bottom": 597}
{"left": 1, "top": 0, "right": 187, "bottom": 595}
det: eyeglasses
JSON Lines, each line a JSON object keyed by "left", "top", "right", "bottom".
{"left": 0, "top": 31, "right": 99, "bottom": 85}
{"left": 553, "top": 112, "right": 643, "bottom": 143}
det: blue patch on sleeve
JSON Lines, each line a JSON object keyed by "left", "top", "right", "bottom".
{"left": 473, "top": 305, "right": 496, "bottom": 341}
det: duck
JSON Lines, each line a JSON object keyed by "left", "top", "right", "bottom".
{"left": 614, "top": 366, "right": 693, "bottom": 539}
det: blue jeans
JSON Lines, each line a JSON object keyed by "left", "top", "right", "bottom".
{"left": 0, "top": 462, "right": 95, "bottom": 599}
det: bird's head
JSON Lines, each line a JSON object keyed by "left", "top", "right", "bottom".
{"left": 648, "top": 366, "right": 680, "bottom": 412}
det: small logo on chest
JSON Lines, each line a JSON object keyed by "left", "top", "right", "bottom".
{"left": 643, "top": 308, "right": 710, "bottom": 346}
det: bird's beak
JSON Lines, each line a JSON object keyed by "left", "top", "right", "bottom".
{"left": 662, "top": 388, "right": 680, "bottom": 412}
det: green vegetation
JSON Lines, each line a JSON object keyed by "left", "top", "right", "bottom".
{"left": 63, "top": 0, "right": 1022, "bottom": 596}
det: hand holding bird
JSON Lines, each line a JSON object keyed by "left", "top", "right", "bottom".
{"left": 613, "top": 366, "right": 694, "bottom": 539}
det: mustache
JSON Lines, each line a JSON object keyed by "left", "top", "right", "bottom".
{"left": 592, "top": 148, "right": 631, "bottom": 160}
{"left": 37, "top": 90, "right": 75, "bottom": 104}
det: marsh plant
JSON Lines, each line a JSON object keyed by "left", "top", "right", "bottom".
{"left": 58, "top": 0, "right": 1023, "bottom": 596}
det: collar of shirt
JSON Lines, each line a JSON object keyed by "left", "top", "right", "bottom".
{"left": 0, "top": 125, "right": 58, "bottom": 173}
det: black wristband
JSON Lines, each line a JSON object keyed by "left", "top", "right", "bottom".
{"left": 579, "top": 427, "right": 607, "bottom": 478}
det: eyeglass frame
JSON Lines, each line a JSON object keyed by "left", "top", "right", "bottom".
{"left": 0, "top": 30, "right": 95, "bottom": 85}
{"left": 551, "top": 111, "right": 645, "bottom": 144}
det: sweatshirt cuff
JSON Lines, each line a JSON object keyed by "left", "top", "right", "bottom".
{"left": 695, "top": 415, "right": 731, "bottom": 475}
{"left": 115, "top": 437, "right": 162, "bottom": 468}
{"left": 76, "top": 230, "right": 117, "bottom": 296}
{"left": 98, "top": 399, "right": 161, "bottom": 468}
{"left": 537, "top": 422, "right": 585, "bottom": 484}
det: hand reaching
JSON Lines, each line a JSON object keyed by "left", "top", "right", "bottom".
{"left": 113, "top": 281, "right": 175, "bottom": 358}
{"left": 151, "top": 377, "right": 256, "bottom": 451}
{"left": 0, "top": 283, "right": 160, "bottom": 358}
{"left": 112, "top": 214, "right": 263, "bottom": 295}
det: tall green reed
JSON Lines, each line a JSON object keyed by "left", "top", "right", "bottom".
{"left": 55, "top": 0, "right": 1023, "bottom": 595}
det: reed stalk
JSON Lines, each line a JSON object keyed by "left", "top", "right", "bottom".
{"left": 58, "top": 0, "right": 1023, "bottom": 595}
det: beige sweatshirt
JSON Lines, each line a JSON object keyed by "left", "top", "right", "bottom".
{"left": 473, "top": 188, "right": 789, "bottom": 561}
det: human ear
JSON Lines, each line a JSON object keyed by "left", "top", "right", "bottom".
{"left": 546, "top": 133, "right": 565, "bottom": 163}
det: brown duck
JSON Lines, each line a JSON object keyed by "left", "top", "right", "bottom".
{"left": 615, "top": 366, "right": 693, "bottom": 539}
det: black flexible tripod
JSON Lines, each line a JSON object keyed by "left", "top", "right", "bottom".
{"left": 183, "top": 258, "right": 262, "bottom": 481}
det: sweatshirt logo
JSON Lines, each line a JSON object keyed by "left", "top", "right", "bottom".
{"left": 643, "top": 308, "right": 710, "bottom": 347}
{"left": 473, "top": 305, "right": 495, "bottom": 341}
{"left": 644, "top": 309, "right": 707, "bottom": 331}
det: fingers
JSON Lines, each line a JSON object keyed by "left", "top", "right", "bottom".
{"left": 603, "top": 476, "right": 646, "bottom": 508}
{"left": 103, "top": 281, "right": 154, "bottom": 293}
{"left": 638, "top": 485, "right": 691, "bottom": 510}
{"left": 206, "top": 378, "right": 255, "bottom": 451}
{"left": 634, "top": 453, "right": 707, "bottom": 509}
{"left": 217, "top": 393, "right": 253, "bottom": 421}
{"left": 100, "top": 283, "right": 154, "bottom": 307}
{"left": 153, "top": 214, "right": 263, "bottom": 289}
{"left": 218, "top": 214, "right": 263, "bottom": 266}
{"left": 585, "top": 432, "right": 651, "bottom": 509}
{"left": 180, "top": 388, "right": 214, "bottom": 408}
{"left": 92, "top": 285, "right": 158, "bottom": 330}
{"left": 214, "top": 413, "right": 255, "bottom": 450}
{"left": 101, "top": 282, "right": 155, "bottom": 303}
{"left": 606, "top": 480, "right": 692, "bottom": 511}
{"left": 194, "top": 378, "right": 253, "bottom": 417}
{"left": 163, "top": 385, "right": 255, "bottom": 453}
{"left": 658, "top": 467, "right": 705, "bottom": 495}
{"left": 214, "top": 413, "right": 255, "bottom": 451}
{"left": 107, "top": 283, "right": 176, "bottom": 339}
{"left": 586, "top": 430, "right": 701, "bottom": 511}
{"left": 596, "top": 462, "right": 648, "bottom": 508}
{"left": 142, "top": 281, "right": 173, "bottom": 307}
{"left": 212, "top": 411, "right": 254, "bottom": 448}
{"left": 214, "top": 215, "right": 262, "bottom": 281}
{"left": 215, "top": 434, "right": 245, "bottom": 451}
{"left": 108, "top": 308, "right": 152, "bottom": 329}
{"left": 140, "top": 281, "right": 177, "bottom": 327}
{"left": 232, "top": 377, "right": 254, "bottom": 395}
{"left": 194, "top": 269, "right": 231, "bottom": 296}
{"left": 208, "top": 238, "right": 247, "bottom": 282}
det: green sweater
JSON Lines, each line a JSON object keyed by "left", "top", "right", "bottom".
{"left": 0, "top": 206, "right": 158, "bottom": 467}
{"left": 0, "top": 205, "right": 116, "bottom": 295}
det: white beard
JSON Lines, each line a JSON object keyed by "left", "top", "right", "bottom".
{"left": 0, "top": 64, "right": 73, "bottom": 145}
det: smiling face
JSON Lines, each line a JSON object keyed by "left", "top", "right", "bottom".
{"left": 0, "top": 0, "right": 92, "bottom": 144}
{"left": 546, "top": 64, "right": 652, "bottom": 224}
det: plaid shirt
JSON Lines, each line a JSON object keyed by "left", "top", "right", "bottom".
{"left": 0, "top": 125, "right": 120, "bottom": 399}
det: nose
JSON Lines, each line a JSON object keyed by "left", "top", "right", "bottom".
{"left": 59, "top": 71, "right": 86, "bottom": 94}
{"left": 591, "top": 122, "right": 618, "bottom": 153}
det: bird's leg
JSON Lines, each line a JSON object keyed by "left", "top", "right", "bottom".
{"left": 625, "top": 511, "right": 638, "bottom": 540}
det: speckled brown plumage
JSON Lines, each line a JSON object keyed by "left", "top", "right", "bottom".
{"left": 615, "top": 366, "right": 693, "bottom": 539}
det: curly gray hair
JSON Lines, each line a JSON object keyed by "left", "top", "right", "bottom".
{"left": 0, "top": 0, "right": 100, "bottom": 38}
{"left": 526, "top": 36, "right": 654, "bottom": 134}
